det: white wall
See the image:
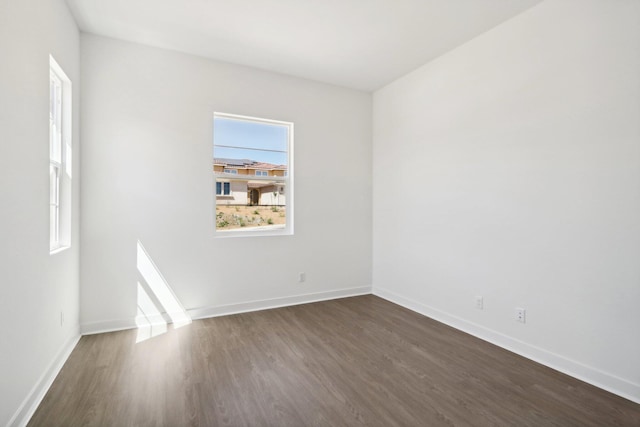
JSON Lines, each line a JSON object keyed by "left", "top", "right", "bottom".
{"left": 373, "top": 0, "right": 640, "bottom": 402}
{"left": 80, "top": 35, "right": 372, "bottom": 332}
{"left": 0, "top": 0, "right": 81, "bottom": 425}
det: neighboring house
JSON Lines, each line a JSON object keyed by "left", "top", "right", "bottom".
{"left": 213, "top": 158, "right": 287, "bottom": 205}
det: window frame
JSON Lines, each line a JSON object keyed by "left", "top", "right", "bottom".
{"left": 213, "top": 112, "right": 293, "bottom": 238}
{"left": 50, "top": 71, "right": 62, "bottom": 248}
{"left": 49, "top": 56, "right": 72, "bottom": 254}
{"left": 215, "top": 182, "right": 231, "bottom": 195}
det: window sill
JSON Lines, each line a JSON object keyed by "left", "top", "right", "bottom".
{"left": 215, "top": 224, "right": 291, "bottom": 238}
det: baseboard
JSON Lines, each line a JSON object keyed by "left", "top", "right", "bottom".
{"left": 373, "top": 287, "right": 640, "bottom": 404}
{"left": 7, "top": 331, "right": 81, "bottom": 427}
{"left": 81, "top": 286, "right": 373, "bottom": 335}
{"left": 188, "top": 286, "right": 372, "bottom": 320}
{"left": 81, "top": 318, "right": 138, "bottom": 335}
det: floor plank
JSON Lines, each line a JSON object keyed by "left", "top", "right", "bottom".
{"left": 28, "top": 295, "right": 640, "bottom": 426}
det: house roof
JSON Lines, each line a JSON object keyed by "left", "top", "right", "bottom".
{"left": 214, "top": 158, "right": 286, "bottom": 170}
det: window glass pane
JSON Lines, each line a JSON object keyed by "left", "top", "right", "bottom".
{"left": 49, "top": 163, "right": 59, "bottom": 248}
{"left": 214, "top": 117, "right": 288, "bottom": 162}
{"left": 213, "top": 113, "right": 291, "bottom": 234}
{"left": 49, "top": 164, "right": 59, "bottom": 205}
{"left": 50, "top": 205, "right": 58, "bottom": 248}
{"left": 49, "top": 74, "right": 62, "bottom": 164}
{"left": 50, "top": 77, "right": 55, "bottom": 120}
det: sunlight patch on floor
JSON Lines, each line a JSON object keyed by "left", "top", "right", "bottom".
{"left": 136, "top": 240, "right": 191, "bottom": 342}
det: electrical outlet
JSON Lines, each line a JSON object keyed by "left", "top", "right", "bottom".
{"left": 298, "top": 272, "right": 306, "bottom": 283}
{"left": 515, "top": 307, "right": 526, "bottom": 323}
{"left": 475, "top": 296, "right": 483, "bottom": 310}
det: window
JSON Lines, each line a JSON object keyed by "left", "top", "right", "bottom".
{"left": 213, "top": 113, "right": 293, "bottom": 236}
{"left": 49, "top": 56, "right": 72, "bottom": 253}
{"left": 216, "top": 182, "right": 231, "bottom": 195}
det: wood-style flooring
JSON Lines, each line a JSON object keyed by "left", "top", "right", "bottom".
{"left": 29, "top": 295, "right": 640, "bottom": 426}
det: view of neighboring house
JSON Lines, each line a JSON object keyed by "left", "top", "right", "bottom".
{"left": 213, "top": 158, "right": 287, "bottom": 205}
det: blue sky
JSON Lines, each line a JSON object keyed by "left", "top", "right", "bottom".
{"left": 213, "top": 116, "right": 288, "bottom": 165}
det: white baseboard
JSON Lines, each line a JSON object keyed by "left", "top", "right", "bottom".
{"left": 81, "top": 286, "right": 373, "bottom": 335}
{"left": 188, "top": 286, "right": 372, "bottom": 320}
{"left": 80, "top": 318, "right": 138, "bottom": 335}
{"left": 373, "top": 287, "right": 640, "bottom": 404}
{"left": 7, "top": 331, "right": 81, "bottom": 427}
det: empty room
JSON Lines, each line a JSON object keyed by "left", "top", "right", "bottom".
{"left": 1, "top": 0, "right": 639, "bottom": 425}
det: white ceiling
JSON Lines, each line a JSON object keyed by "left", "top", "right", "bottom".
{"left": 65, "top": 0, "right": 541, "bottom": 92}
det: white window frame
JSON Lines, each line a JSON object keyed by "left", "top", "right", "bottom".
{"left": 216, "top": 181, "right": 231, "bottom": 196}
{"left": 49, "top": 56, "right": 72, "bottom": 254}
{"left": 223, "top": 168, "right": 238, "bottom": 174}
{"left": 255, "top": 170, "right": 268, "bottom": 176}
{"left": 213, "top": 112, "right": 293, "bottom": 238}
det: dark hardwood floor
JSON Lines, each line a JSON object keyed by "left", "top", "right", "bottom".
{"left": 29, "top": 295, "right": 639, "bottom": 426}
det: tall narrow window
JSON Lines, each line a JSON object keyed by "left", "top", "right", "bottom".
{"left": 49, "top": 56, "right": 72, "bottom": 253}
{"left": 213, "top": 113, "right": 293, "bottom": 236}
